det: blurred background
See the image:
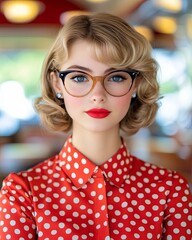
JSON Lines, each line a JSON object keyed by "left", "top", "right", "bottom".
{"left": 0, "top": 0, "right": 191, "bottom": 190}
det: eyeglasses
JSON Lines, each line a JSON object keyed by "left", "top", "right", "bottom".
{"left": 56, "top": 69, "right": 139, "bottom": 97}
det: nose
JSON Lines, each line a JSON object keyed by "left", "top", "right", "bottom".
{"left": 90, "top": 82, "right": 106, "bottom": 103}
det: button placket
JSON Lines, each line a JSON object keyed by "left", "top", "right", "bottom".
{"left": 90, "top": 167, "right": 110, "bottom": 239}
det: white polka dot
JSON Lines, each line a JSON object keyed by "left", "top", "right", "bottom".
{"left": 53, "top": 204, "right": 59, "bottom": 209}
{"left": 131, "top": 200, "right": 137, "bottom": 206}
{"left": 117, "top": 169, "right": 122, "bottom": 175}
{"left": 38, "top": 217, "right": 43, "bottom": 223}
{"left": 73, "top": 197, "right": 80, "bottom": 204}
{"left": 175, "top": 214, "right": 181, "bottom": 219}
{"left": 181, "top": 221, "right": 187, "bottom": 227}
{"left": 66, "top": 228, "right": 72, "bottom": 234}
{"left": 182, "top": 196, "right": 187, "bottom": 202}
{"left": 74, "top": 162, "right": 79, "bottom": 169}
{"left": 152, "top": 194, "right": 158, "bottom": 199}
{"left": 66, "top": 191, "right": 72, "bottom": 196}
{"left": 121, "top": 202, "right": 128, "bottom": 208}
{"left": 147, "top": 233, "right": 153, "bottom": 239}
{"left": 81, "top": 158, "right": 87, "bottom": 164}
{"left": 51, "top": 230, "right": 57, "bottom": 235}
{"left": 138, "top": 205, "right": 145, "bottom": 211}
{"left": 66, "top": 204, "right": 72, "bottom": 210}
{"left": 113, "top": 163, "right": 117, "bottom": 168}
{"left": 167, "top": 220, "right": 173, "bottom": 226}
{"left": 78, "top": 178, "right": 83, "bottom": 184}
{"left": 66, "top": 163, "right": 71, "bottom": 170}
{"left": 83, "top": 168, "right": 89, "bottom": 174}
{"left": 24, "top": 225, "right": 29, "bottom": 231}
{"left": 67, "top": 147, "right": 71, "bottom": 153}
{"left": 131, "top": 187, "right": 137, "bottom": 193}
{"left": 3, "top": 227, "right": 8, "bottom": 232}
{"left": 98, "top": 195, "right": 104, "bottom": 200}
{"left": 44, "top": 223, "right": 50, "bottom": 229}
{"left": 146, "top": 212, "right": 152, "bottom": 217}
{"left": 104, "top": 163, "right": 108, "bottom": 169}
{"left": 114, "top": 197, "right": 120, "bottom": 202}
{"left": 71, "top": 172, "right": 76, "bottom": 178}
{"left": 152, "top": 205, "right": 159, "bottom": 211}
{"left": 44, "top": 210, "right": 51, "bottom": 215}
{"left": 38, "top": 204, "right": 44, "bottom": 209}
{"left": 139, "top": 226, "right": 145, "bottom": 232}
{"left": 134, "top": 233, "right": 140, "bottom": 238}
{"left": 173, "top": 228, "right": 180, "bottom": 234}
{"left": 170, "top": 207, "right": 175, "bottom": 213}
{"left": 138, "top": 193, "right": 144, "bottom": 198}
{"left": 5, "top": 214, "right": 10, "bottom": 219}
{"left": 51, "top": 216, "right": 58, "bottom": 222}
{"left": 130, "top": 221, "right": 136, "bottom": 226}
{"left": 59, "top": 222, "right": 65, "bottom": 228}
{"left": 10, "top": 220, "right": 16, "bottom": 226}
{"left": 11, "top": 208, "right": 17, "bottom": 213}
{"left": 159, "top": 199, "right": 166, "bottom": 205}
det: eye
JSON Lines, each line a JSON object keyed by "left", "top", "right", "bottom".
{"left": 108, "top": 72, "right": 128, "bottom": 82}
{"left": 67, "top": 72, "right": 89, "bottom": 83}
{"left": 110, "top": 75, "right": 126, "bottom": 82}
{"left": 72, "top": 75, "right": 87, "bottom": 82}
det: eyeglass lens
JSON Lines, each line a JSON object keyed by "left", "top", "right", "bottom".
{"left": 60, "top": 70, "right": 137, "bottom": 97}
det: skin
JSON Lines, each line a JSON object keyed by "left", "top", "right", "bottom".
{"left": 50, "top": 39, "right": 137, "bottom": 165}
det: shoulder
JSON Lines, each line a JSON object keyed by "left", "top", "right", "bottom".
{"left": 1, "top": 154, "right": 61, "bottom": 193}
{"left": 129, "top": 155, "right": 190, "bottom": 193}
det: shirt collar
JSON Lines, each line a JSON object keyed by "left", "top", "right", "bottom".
{"left": 100, "top": 139, "right": 133, "bottom": 188}
{"left": 59, "top": 136, "right": 132, "bottom": 189}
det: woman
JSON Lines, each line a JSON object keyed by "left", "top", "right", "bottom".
{"left": 0, "top": 13, "right": 191, "bottom": 240}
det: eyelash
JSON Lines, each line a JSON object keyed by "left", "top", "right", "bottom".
{"left": 71, "top": 75, "right": 88, "bottom": 82}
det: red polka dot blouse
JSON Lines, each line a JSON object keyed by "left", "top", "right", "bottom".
{"left": 0, "top": 136, "right": 191, "bottom": 239}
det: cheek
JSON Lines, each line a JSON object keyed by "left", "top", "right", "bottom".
{"left": 113, "top": 95, "right": 132, "bottom": 113}
{"left": 63, "top": 94, "right": 83, "bottom": 115}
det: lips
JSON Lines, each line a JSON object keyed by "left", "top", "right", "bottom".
{"left": 85, "top": 108, "right": 111, "bottom": 118}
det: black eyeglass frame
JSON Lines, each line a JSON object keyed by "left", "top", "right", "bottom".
{"left": 55, "top": 69, "right": 139, "bottom": 97}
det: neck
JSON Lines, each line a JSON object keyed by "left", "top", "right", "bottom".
{"left": 71, "top": 127, "right": 121, "bottom": 165}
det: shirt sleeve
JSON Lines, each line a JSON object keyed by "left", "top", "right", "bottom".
{"left": 0, "top": 173, "right": 36, "bottom": 240}
{"left": 162, "top": 171, "right": 192, "bottom": 239}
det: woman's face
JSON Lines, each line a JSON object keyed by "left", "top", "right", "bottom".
{"left": 51, "top": 39, "right": 136, "bottom": 134}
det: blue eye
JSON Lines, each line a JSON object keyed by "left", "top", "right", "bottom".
{"left": 110, "top": 75, "right": 126, "bottom": 82}
{"left": 70, "top": 75, "right": 89, "bottom": 83}
{"left": 106, "top": 71, "right": 131, "bottom": 83}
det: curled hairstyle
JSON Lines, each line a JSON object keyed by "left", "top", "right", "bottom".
{"left": 34, "top": 13, "right": 159, "bottom": 135}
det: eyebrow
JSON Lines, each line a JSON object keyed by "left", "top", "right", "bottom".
{"left": 66, "top": 65, "right": 115, "bottom": 74}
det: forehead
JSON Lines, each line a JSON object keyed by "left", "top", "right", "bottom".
{"left": 66, "top": 38, "right": 123, "bottom": 68}
{"left": 62, "top": 39, "right": 112, "bottom": 73}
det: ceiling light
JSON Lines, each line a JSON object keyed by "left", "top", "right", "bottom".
{"left": 1, "top": 0, "right": 44, "bottom": 23}
{"left": 153, "top": 16, "right": 177, "bottom": 34}
{"left": 134, "top": 26, "right": 154, "bottom": 42}
{"left": 154, "top": 0, "right": 182, "bottom": 12}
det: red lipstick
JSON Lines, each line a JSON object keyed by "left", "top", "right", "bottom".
{"left": 85, "top": 108, "right": 111, "bottom": 118}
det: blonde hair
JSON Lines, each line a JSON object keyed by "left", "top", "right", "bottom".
{"left": 34, "top": 13, "right": 159, "bottom": 135}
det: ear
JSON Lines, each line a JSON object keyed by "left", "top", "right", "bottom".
{"left": 132, "top": 74, "right": 141, "bottom": 93}
{"left": 134, "top": 75, "right": 141, "bottom": 88}
{"left": 50, "top": 71, "right": 63, "bottom": 94}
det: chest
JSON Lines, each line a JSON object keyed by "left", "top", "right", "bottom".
{"left": 32, "top": 177, "right": 167, "bottom": 239}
